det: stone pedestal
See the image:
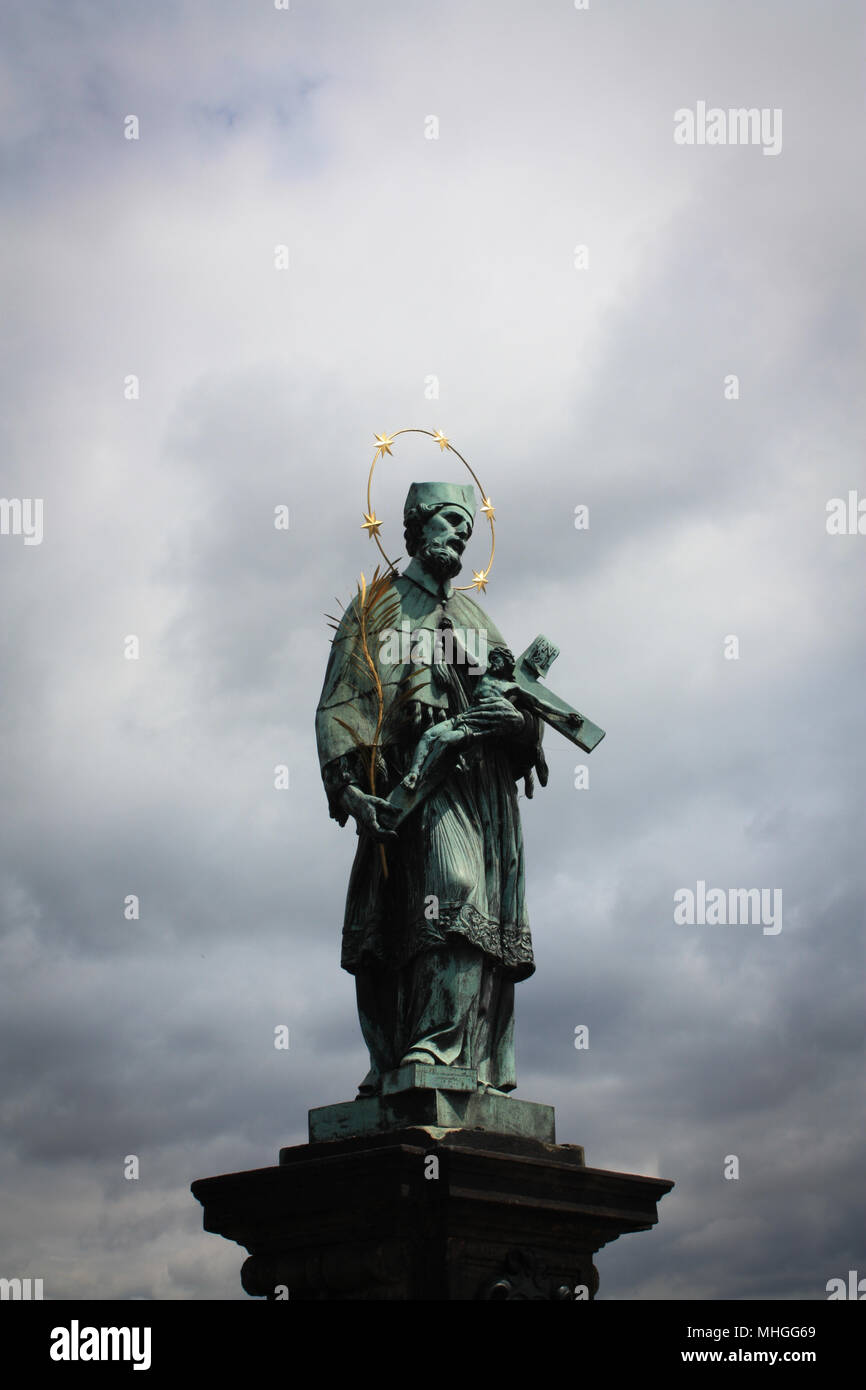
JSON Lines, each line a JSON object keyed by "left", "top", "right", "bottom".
{"left": 192, "top": 1072, "right": 673, "bottom": 1300}
{"left": 310, "top": 1063, "right": 555, "bottom": 1143}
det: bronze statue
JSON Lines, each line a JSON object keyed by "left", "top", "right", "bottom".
{"left": 316, "top": 440, "right": 603, "bottom": 1100}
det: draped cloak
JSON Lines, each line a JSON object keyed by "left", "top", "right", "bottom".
{"left": 315, "top": 562, "right": 543, "bottom": 984}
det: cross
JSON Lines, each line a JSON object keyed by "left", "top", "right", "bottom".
{"left": 513, "top": 634, "right": 605, "bottom": 754}
{"left": 384, "top": 633, "right": 604, "bottom": 826}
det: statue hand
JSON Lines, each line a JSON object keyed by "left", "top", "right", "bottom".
{"left": 341, "top": 785, "right": 399, "bottom": 843}
{"left": 460, "top": 694, "right": 526, "bottom": 739}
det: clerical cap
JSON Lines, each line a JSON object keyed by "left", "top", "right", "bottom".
{"left": 403, "top": 481, "right": 476, "bottom": 526}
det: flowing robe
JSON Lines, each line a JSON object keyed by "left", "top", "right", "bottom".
{"left": 315, "top": 561, "right": 543, "bottom": 1089}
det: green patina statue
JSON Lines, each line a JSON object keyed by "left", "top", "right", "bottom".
{"left": 316, "top": 480, "right": 603, "bottom": 1100}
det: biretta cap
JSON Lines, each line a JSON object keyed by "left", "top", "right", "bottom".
{"left": 403, "top": 481, "right": 476, "bottom": 525}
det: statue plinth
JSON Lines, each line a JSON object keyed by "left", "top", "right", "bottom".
{"left": 192, "top": 1086, "right": 673, "bottom": 1301}
{"left": 309, "top": 1064, "right": 555, "bottom": 1143}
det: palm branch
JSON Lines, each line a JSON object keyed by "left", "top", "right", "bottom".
{"left": 324, "top": 566, "right": 415, "bottom": 878}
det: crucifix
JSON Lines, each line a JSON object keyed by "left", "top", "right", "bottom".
{"left": 386, "top": 634, "right": 605, "bottom": 827}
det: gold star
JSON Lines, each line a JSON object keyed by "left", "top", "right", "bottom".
{"left": 480, "top": 495, "right": 495, "bottom": 521}
{"left": 432, "top": 429, "right": 450, "bottom": 452}
{"left": 373, "top": 433, "right": 394, "bottom": 460}
{"left": 471, "top": 570, "right": 489, "bottom": 593}
{"left": 361, "top": 511, "right": 383, "bottom": 539}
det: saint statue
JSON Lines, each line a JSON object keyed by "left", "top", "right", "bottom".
{"left": 315, "top": 481, "right": 547, "bottom": 1098}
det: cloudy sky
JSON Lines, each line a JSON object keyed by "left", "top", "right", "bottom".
{"left": 1, "top": 0, "right": 863, "bottom": 1301}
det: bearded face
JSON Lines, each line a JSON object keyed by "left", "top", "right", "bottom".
{"left": 415, "top": 507, "right": 473, "bottom": 581}
{"left": 418, "top": 535, "right": 463, "bottom": 580}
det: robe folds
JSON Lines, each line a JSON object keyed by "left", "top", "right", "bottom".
{"left": 316, "top": 563, "right": 543, "bottom": 987}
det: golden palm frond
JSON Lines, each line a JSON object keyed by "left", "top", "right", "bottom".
{"left": 326, "top": 565, "right": 405, "bottom": 879}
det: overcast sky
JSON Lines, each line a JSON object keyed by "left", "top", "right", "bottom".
{"left": 1, "top": 0, "right": 863, "bottom": 1301}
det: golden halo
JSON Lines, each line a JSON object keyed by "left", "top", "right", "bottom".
{"left": 362, "top": 428, "right": 496, "bottom": 593}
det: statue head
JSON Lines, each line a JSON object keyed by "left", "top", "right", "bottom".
{"left": 485, "top": 644, "right": 516, "bottom": 679}
{"left": 403, "top": 482, "right": 476, "bottom": 582}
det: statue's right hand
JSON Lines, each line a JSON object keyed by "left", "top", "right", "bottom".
{"left": 341, "top": 786, "right": 399, "bottom": 843}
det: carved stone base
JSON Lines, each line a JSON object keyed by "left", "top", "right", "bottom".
{"left": 192, "top": 1121, "right": 673, "bottom": 1301}
{"left": 309, "top": 1065, "right": 555, "bottom": 1143}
